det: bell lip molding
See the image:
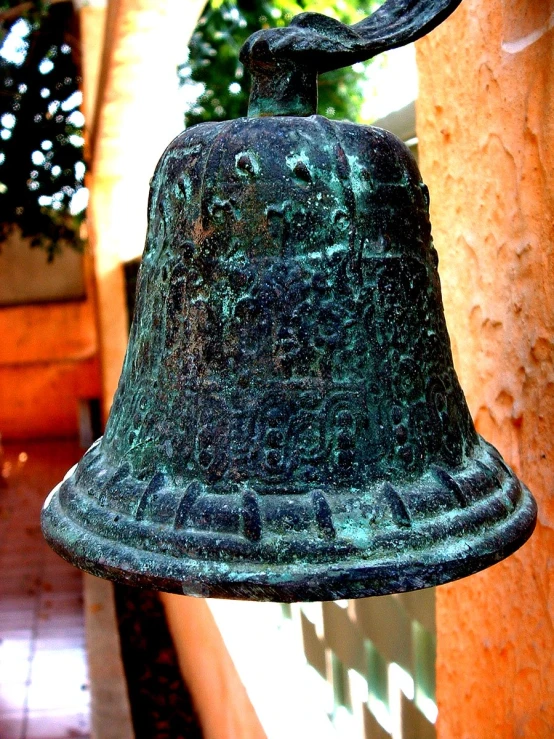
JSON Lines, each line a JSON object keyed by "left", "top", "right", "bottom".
{"left": 41, "top": 435, "right": 537, "bottom": 603}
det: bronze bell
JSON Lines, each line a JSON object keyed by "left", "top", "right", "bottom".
{"left": 42, "top": 0, "right": 536, "bottom": 602}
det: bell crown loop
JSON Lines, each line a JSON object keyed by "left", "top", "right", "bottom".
{"left": 241, "top": 0, "right": 463, "bottom": 116}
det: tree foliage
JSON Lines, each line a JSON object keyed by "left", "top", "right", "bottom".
{"left": 181, "top": 0, "right": 382, "bottom": 128}
{"left": 0, "top": 1, "right": 86, "bottom": 259}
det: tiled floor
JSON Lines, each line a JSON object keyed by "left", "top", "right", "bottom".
{"left": 0, "top": 441, "right": 90, "bottom": 739}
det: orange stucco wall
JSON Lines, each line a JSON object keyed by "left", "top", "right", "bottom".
{"left": 0, "top": 262, "right": 101, "bottom": 440}
{"left": 416, "top": 1, "right": 554, "bottom": 736}
{"left": 161, "top": 594, "right": 265, "bottom": 739}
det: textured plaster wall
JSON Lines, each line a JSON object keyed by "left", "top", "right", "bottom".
{"left": 416, "top": 1, "right": 554, "bottom": 736}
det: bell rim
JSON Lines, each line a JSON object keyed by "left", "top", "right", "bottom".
{"left": 41, "top": 477, "right": 536, "bottom": 602}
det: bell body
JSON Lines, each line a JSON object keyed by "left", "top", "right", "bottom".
{"left": 42, "top": 114, "right": 536, "bottom": 601}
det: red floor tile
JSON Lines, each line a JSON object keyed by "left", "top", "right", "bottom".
{"left": 0, "top": 712, "right": 25, "bottom": 739}
{"left": 25, "top": 710, "right": 89, "bottom": 739}
{"left": 0, "top": 442, "right": 90, "bottom": 739}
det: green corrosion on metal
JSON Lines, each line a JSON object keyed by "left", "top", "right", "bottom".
{"left": 41, "top": 0, "right": 537, "bottom": 602}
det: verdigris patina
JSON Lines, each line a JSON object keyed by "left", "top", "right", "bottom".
{"left": 41, "top": 0, "right": 537, "bottom": 602}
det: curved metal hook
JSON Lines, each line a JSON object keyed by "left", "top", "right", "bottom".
{"left": 240, "top": 0, "right": 462, "bottom": 74}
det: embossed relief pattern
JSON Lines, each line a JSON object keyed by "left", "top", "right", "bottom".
{"left": 41, "top": 113, "right": 536, "bottom": 598}
{"left": 39, "top": 0, "right": 537, "bottom": 600}
{"left": 104, "top": 116, "right": 476, "bottom": 492}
